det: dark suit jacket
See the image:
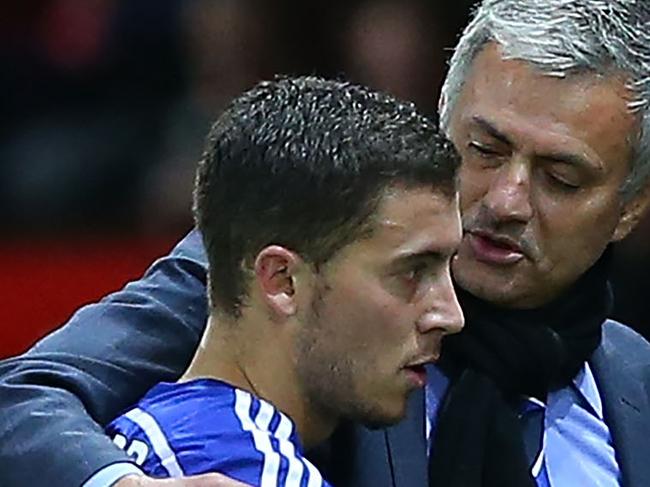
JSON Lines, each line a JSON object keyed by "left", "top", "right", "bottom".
{"left": 321, "top": 320, "right": 650, "bottom": 487}
{"left": 591, "top": 320, "right": 650, "bottom": 487}
{"left": 0, "top": 230, "right": 648, "bottom": 487}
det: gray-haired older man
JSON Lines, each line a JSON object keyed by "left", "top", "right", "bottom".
{"left": 1, "top": 1, "right": 650, "bottom": 487}
{"left": 427, "top": 1, "right": 650, "bottom": 486}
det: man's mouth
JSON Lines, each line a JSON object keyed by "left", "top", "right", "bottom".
{"left": 467, "top": 230, "right": 525, "bottom": 265}
{"left": 403, "top": 355, "right": 438, "bottom": 388}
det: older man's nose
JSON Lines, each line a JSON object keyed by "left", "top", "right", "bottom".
{"left": 483, "top": 161, "right": 533, "bottom": 223}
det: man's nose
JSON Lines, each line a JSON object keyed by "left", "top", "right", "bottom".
{"left": 483, "top": 160, "right": 533, "bottom": 223}
{"left": 416, "top": 269, "right": 464, "bottom": 336}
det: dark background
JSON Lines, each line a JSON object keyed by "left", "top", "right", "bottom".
{"left": 1, "top": 0, "right": 648, "bottom": 357}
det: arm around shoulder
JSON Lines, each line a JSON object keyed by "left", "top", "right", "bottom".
{"left": 0, "top": 230, "right": 210, "bottom": 487}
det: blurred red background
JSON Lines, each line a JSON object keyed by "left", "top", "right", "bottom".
{"left": 0, "top": 236, "right": 179, "bottom": 358}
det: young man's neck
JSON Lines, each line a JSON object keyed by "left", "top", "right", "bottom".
{"left": 181, "top": 313, "right": 338, "bottom": 449}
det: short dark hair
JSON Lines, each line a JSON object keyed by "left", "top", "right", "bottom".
{"left": 194, "top": 75, "right": 459, "bottom": 317}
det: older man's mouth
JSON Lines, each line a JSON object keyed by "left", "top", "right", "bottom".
{"left": 467, "top": 230, "right": 525, "bottom": 265}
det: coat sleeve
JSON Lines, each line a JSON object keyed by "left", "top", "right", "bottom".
{"left": 0, "top": 229, "right": 209, "bottom": 487}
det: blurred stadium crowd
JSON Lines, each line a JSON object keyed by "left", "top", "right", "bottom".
{"left": 1, "top": 0, "right": 468, "bottom": 234}
{"left": 1, "top": 0, "right": 649, "bottom": 351}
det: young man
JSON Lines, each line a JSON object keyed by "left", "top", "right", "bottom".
{"left": 2, "top": 1, "right": 650, "bottom": 486}
{"left": 104, "top": 76, "right": 463, "bottom": 485}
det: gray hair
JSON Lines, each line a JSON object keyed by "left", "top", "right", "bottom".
{"left": 439, "top": 0, "right": 650, "bottom": 199}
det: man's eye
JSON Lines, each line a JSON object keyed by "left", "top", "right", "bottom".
{"left": 545, "top": 171, "right": 581, "bottom": 191}
{"left": 403, "top": 264, "right": 428, "bottom": 282}
{"left": 468, "top": 141, "right": 499, "bottom": 158}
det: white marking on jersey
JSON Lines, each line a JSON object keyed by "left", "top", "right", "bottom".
{"left": 234, "top": 390, "right": 281, "bottom": 487}
{"left": 124, "top": 408, "right": 184, "bottom": 477}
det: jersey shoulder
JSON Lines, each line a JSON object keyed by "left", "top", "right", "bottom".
{"left": 107, "top": 379, "right": 332, "bottom": 486}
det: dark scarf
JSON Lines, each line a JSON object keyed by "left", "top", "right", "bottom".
{"left": 428, "top": 250, "right": 613, "bottom": 487}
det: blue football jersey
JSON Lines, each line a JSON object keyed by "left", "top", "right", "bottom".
{"left": 106, "top": 379, "right": 331, "bottom": 487}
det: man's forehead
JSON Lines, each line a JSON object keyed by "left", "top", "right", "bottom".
{"left": 377, "top": 186, "right": 457, "bottom": 221}
{"left": 464, "top": 43, "right": 632, "bottom": 107}
{"left": 372, "top": 187, "right": 461, "bottom": 252}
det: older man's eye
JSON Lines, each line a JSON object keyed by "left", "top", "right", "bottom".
{"left": 545, "top": 171, "right": 581, "bottom": 191}
{"left": 468, "top": 141, "right": 499, "bottom": 158}
{"left": 467, "top": 141, "right": 504, "bottom": 169}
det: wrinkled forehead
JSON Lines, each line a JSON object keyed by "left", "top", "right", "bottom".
{"left": 454, "top": 43, "right": 637, "bottom": 171}
{"left": 465, "top": 44, "right": 631, "bottom": 113}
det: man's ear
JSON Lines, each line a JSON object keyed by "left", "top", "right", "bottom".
{"left": 254, "top": 245, "right": 303, "bottom": 317}
{"left": 612, "top": 185, "right": 650, "bottom": 241}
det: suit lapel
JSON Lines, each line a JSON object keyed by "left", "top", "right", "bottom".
{"left": 333, "top": 425, "right": 393, "bottom": 487}
{"left": 385, "top": 387, "right": 428, "bottom": 487}
{"left": 321, "top": 387, "right": 427, "bottom": 487}
{"left": 590, "top": 332, "right": 650, "bottom": 487}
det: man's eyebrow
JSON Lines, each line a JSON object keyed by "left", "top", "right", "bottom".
{"left": 471, "top": 115, "right": 513, "bottom": 146}
{"left": 394, "top": 249, "right": 453, "bottom": 264}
